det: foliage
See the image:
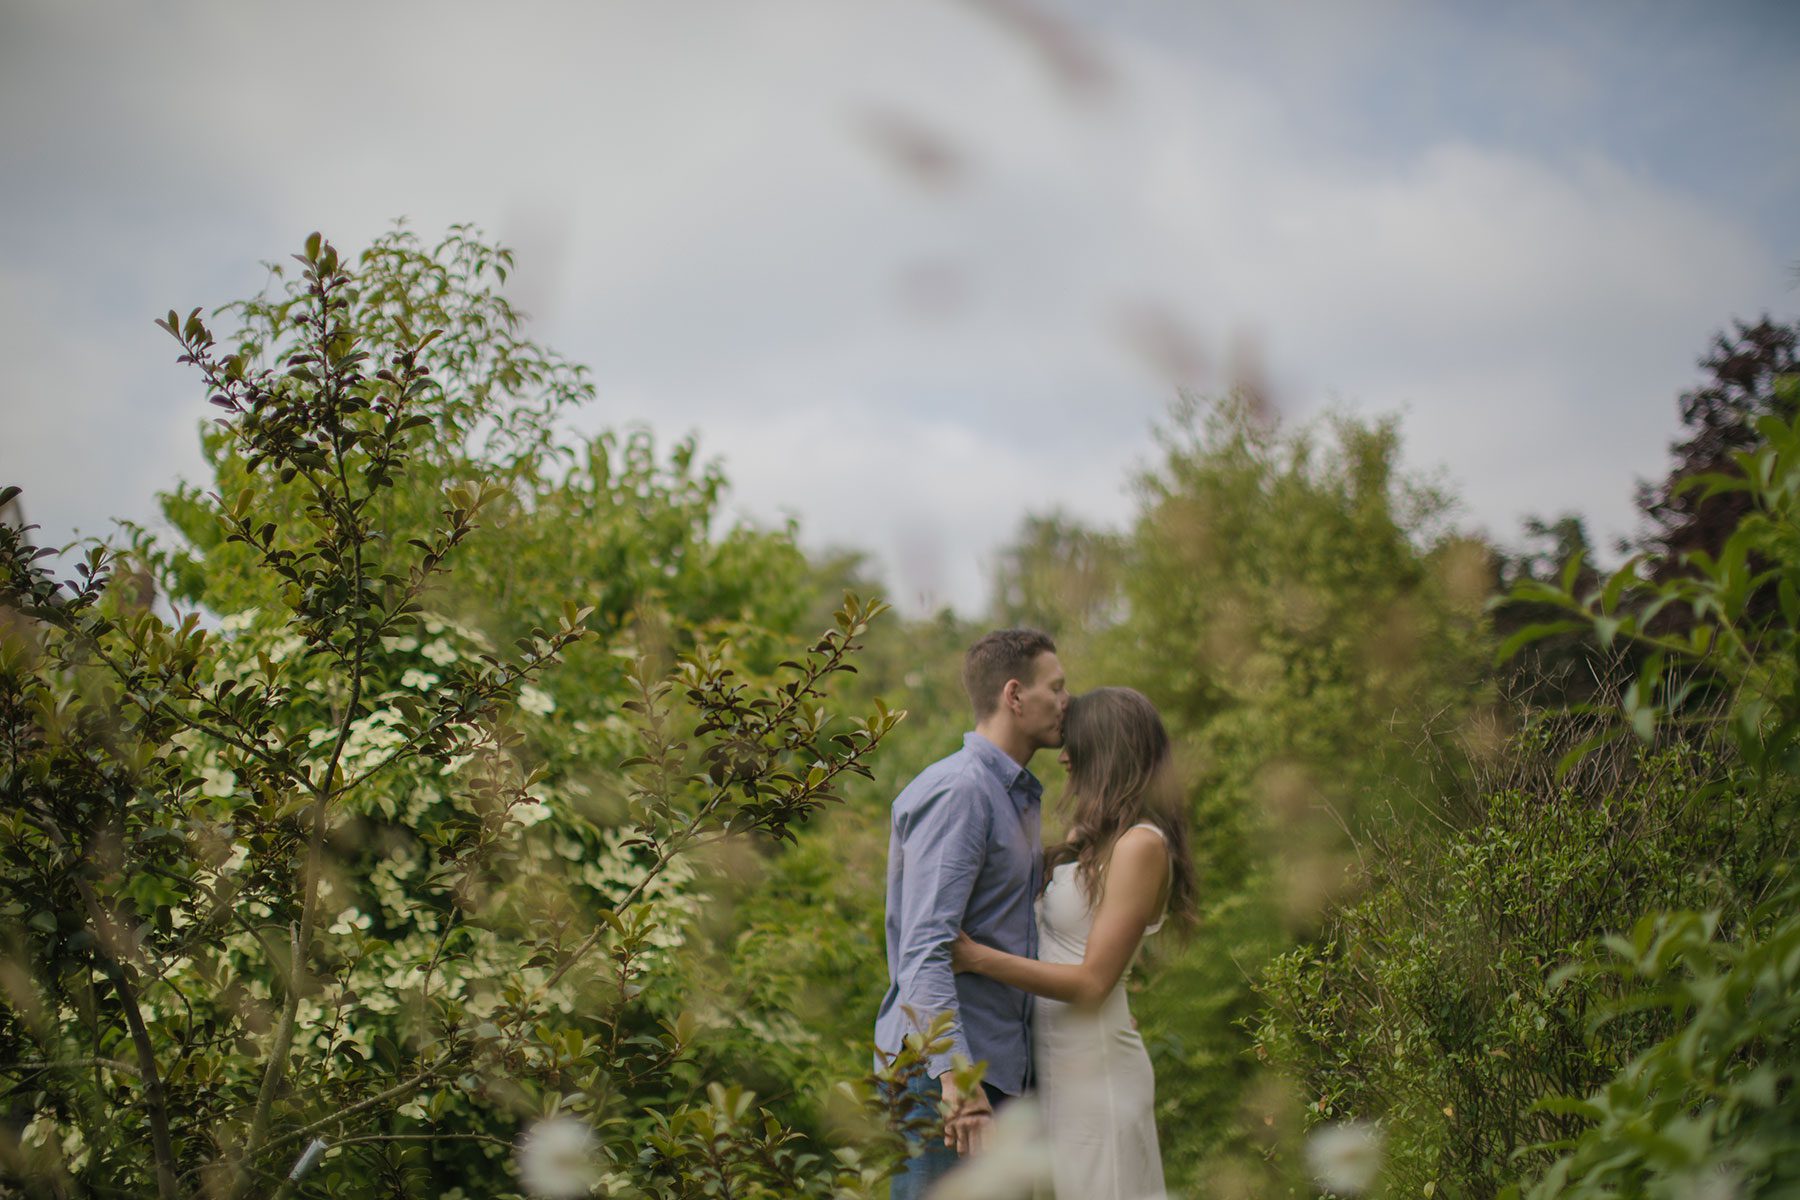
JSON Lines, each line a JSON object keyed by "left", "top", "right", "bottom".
{"left": 700, "top": 605, "right": 992, "bottom": 1128}
{"left": 154, "top": 224, "right": 815, "bottom": 655}
{"left": 0, "top": 231, "right": 918, "bottom": 1199}
{"left": 1505, "top": 375, "right": 1800, "bottom": 782}
{"left": 990, "top": 513, "right": 1126, "bottom": 644}
{"left": 1254, "top": 347, "right": 1800, "bottom": 1200}
{"left": 1490, "top": 516, "right": 1641, "bottom": 710}
{"left": 1521, "top": 892, "right": 1800, "bottom": 1200}
{"left": 1494, "top": 377, "right": 1800, "bottom": 1199}
{"left": 1633, "top": 318, "right": 1799, "bottom": 588}
{"left": 1488, "top": 320, "right": 1799, "bottom": 714}
{"left": 1119, "top": 392, "right": 1493, "bottom": 877}
{"left": 978, "top": 394, "right": 1495, "bottom": 1193}
{"left": 1253, "top": 729, "right": 1773, "bottom": 1199}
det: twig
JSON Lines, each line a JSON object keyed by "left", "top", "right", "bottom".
{"left": 0, "top": 1057, "right": 141, "bottom": 1078}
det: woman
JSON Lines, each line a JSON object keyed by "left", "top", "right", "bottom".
{"left": 952, "top": 687, "right": 1196, "bottom": 1200}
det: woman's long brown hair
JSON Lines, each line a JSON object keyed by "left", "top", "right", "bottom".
{"left": 1043, "top": 687, "right": 1197, "bottom": 929}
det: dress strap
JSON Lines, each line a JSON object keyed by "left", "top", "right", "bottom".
{"left": 1128, "top": 821, "right": 1167, "bottom": 841}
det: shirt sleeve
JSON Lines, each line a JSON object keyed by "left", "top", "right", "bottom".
{"left": 892, "top": 773, "right": 990, "bottom": 1077}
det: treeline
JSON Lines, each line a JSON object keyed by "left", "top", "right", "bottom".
{"left": 2, "top": 225, "right": 1795, "bottom": 1198}
{"left": 741, "top": 318, "right": 1800, "bottom": 1198}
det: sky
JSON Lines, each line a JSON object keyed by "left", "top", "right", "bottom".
{"left": 2, "top": 0, "right": 1797, "bottom": 616}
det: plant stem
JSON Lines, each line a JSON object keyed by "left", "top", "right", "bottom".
{"left": 110, "top": 974, "right": 182, "bottom": 1200}
{"left": 236, "top": 269, "right": 372, "bottom": 1198}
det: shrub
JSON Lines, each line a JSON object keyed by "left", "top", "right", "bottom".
{"left": 0, "top": 232, "right": 913, "bottom": 1199}
{"left": 1254, "top": 727, "right": 1773, "bottom": 1198}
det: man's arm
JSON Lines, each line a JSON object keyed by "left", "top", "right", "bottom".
{"left": 892, "top": 774, "right": 989, "bottom": 1071}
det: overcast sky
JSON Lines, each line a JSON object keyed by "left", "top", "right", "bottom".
{"left": 3, "top": 0, "right": 1797, "bottom": 615}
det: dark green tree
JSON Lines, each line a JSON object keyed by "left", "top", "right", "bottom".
{"left": 1635, "top": 318, "right": 1800, "bottom": 577}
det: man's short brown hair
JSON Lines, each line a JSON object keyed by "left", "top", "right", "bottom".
{"left": 963, "top": 628, "right": 1057, "bottom": 719}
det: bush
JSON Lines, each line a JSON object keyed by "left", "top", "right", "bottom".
{"left": 1500, "top": 378, "right": 1800, "bottom": 1200}
{"left": 1523, "top": 890, "right": 1800, "bottom": 1199}
{"left": 1256, "top": 369, "right": 1800, "bottom": 1200}
{"left": 1254, "top": 727, "right": 1774, "bottom": 1198}
{"left": 0, "top": 232, "right": 915, "bottom": 1199}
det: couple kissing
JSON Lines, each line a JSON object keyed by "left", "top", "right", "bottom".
{"left": 874, "top": 628, "right": 1197, "bottom": 1199}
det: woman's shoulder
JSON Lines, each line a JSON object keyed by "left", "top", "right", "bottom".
{"left": 1108, "top": 824, "right": 1171, "bottom": 872}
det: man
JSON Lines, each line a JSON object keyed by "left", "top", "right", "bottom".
{"left": 874, "top": 628, "right": 1070, "bottom": 1197}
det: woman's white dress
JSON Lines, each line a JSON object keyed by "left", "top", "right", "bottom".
{"left": 1032, "top": 823, "right": 1168, "bottom": 1200}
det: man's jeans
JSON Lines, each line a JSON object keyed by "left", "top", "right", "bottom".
{"left": 888, "top": 1073, "right": 1011, "bottom": 1200}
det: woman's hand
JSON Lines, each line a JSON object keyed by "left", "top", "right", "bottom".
{"left": 950, "top": 929, "right": 984, "bottom": 974}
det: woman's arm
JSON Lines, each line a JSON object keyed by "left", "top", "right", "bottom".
{"left": 951, "top": 827, "right": 1168, "bottom": 1010}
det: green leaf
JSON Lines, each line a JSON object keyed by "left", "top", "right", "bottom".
{"left": 1600, "top": 561, "right": 1642, "bottom": 614}
{"left": 1554, "top": 726, "right": 1626, "bottom": 781}
{"left": 1532, "top": 1095, "right": 1603, "bottom": 1121}
{"left": 1495, "top": 620, "right": 1585, "bottom": 665}
{"left": 1559, "top": 549, "right": 1585, "bottom": 593}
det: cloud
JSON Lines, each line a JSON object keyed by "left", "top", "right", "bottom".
{"left": 0, "top": 260, "right": 207, "bottom": 549}
{"left": 2, "top": 1, "right": 1794, "bottom": 615}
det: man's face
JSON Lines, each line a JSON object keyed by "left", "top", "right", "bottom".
{"left": 1013, "top": 651, "right": 1069, "bottom": 751}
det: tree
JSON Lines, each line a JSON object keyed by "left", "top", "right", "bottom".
{"left": 1499, "top": 376, "right": 1800, "bottom": 1200}
{"left": 1488, "top": 515, "right": 1645, "bottom": 710}
{"left": 1089, "top": 393, "right": 1493, "bottom": 1193}
{"left": 1252, "top": 361, "right": 1800, "bottom": 1200}
{"left": 990, "top": 513, "right": 1126, "bottom": 640}
{"left": 1635, "top": 318, "right": 1799, "bottom": 575}
{"left": 0, "top": 231, "right": 918, "bottom": 1199}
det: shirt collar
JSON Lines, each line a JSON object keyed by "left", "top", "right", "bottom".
{"left": 964, "top": 731, "right": 1044, "bottom": 809}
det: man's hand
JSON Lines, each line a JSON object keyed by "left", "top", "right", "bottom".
{"left": 938, "top": 1070, "right": 993, "bottom": 1157}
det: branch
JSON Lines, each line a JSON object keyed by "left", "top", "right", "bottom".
{"left": 253, "top": 1055, "right": 456, "bottom": 1164}
{"left": 109, "top": 974, "right": 181, "bottom": 1200}
{"left": 336, "top": 626, "right": 584, "bottom": 796}
{"left": 328, "top": 1131, "right": 511, "bottom": 1149}
{"left": 0, "top": 1057, "right": 141, "bottom": 1078}
{"left": 20, "top": 809, "right": 179, "bottom": 1197}
{"left": 73, "top": 633, "right": 312, "bottom": 797}
{"left": 237, "top": 268, "right": 375, "bottom": 1195}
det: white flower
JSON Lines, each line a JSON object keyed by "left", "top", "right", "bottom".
{"left": 1306, "top": 1121, "right": 1383, "bottom": 1195}
{"left": 515, "top": 798, "right": 553, "bottom": 827}
{"left": 516, "top": 1116, "right": 601, "bottom": 1198}
{"left": 327, "top": 908, "right": 372, "bottom": 936}
{"left": 400, "top": 668, "right": 440, "bottom": 690}
{"left": 930, "top": 1098, "right": 1052, "bottom": 1200}
{"left": 518, "top": 684, "right": 555, "bottom": 716}
{"left": 420, "top": 638, "right": 458, "bottom": 666}
{"left": 199, "top": 763, "right": 238, "bottom": 797}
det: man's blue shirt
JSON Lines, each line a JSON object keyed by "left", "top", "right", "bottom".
{"left": 874, "top": 731, "right": 1043, "bottom": 1095}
